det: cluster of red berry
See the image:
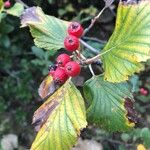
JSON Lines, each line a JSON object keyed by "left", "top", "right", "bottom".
{"left": 49, "top": 22, "right": 84, "bottom": 85}
{"left": 49, "top": 54, "right": 81, "bottom": 84}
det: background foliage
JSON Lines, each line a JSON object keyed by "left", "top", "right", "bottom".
{"left": 0, "top": 0, "right": 150, "bottom": 150}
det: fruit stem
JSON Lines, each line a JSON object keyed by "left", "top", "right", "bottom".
{"left": 79, "top": 39, "right": 99, "bottom": 54}
{"left": 75, "top": 47, "right": 103, "bottom": 65}
{"left": 83, "top": 46, "right": 115, "bottom": 64}
{"left": 76, "top": 51, "right": 86, "bottom": 60}
{"left": 77, "top": 52, "right": 96, "bottom": 76}
{"left": 82, "top": 37, "right": 106, "bottom": 44}
{"left": 89, "top": 64, "right": 95, "bottom": 76}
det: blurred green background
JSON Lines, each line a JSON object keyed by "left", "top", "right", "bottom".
{"left": 0, "top": 0, "right": 150, "bottom": 150}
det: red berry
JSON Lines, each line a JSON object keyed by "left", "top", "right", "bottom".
{"left": 64, "top": 35, "right": 80, "bottom": 52}
{"left": 65, "top": 61, "right": 81, "bottom": 77}
{"left": 140, "top": 88, "right": 148, "bottom": 96}
{"left": 4, "top": 1, "right": 11, "bottom": 8}
{"left": 52, "top": 68, "right": 68, "bottom": 84}
{"left": 68, "top": 22, "right": 84, "bottom": 38}
{"left": 49, "top": 70, "right": 55, "bottom": 76}
{"left": 56, "top": 54, "right": 71, "bottom": 67}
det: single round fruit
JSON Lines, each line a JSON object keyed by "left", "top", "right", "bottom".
{"left": 68, "top": 22, "right": 84, "bottom": 38}
{"left": 140, "top": 88, "right": 148, "bottom": 96}
{"left": 52, "top": 68, "right": 68, "bottom": 84}
{"left": 64, "top": 35, "right": 80, "bottom": 52}
{"left": 65, "top": 61, "right": 81, "bottom": 77}
{"left": 56, "top": 54, "right": 71, "bottom": 67}
{"left": 4, "top": 0, "right": 11, "bottom": 8}
{"left": 48, "top": 64, "right": 57, "bottom": 75}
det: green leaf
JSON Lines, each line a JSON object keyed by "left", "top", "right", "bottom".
{"left": 47, "top": 0, "right": 55, "bottom": 4}
{"left": 5, "top": 3, "right": 24, "bottom": 17}
{"left": 140, "top": 128, "right": 150, "bottom": 148}
{"left": 31, "top": 80, "right": 87, "bottom": 150}
{"left": 121, "top": 133, "right": 130, "bottom": 142}
{"left": 0, "top": 22, "right": 14, "bottom": 34}
{"left": 31, "top": 46, "right": 45, "bottom": 59}
{"left": 0, "top": 35, "right": 10, "bottom": 48}
{"left": 83, "top": 75, "right": 135, "bottom": 132}
{"left": 131, "top": 128, "right": 150, "bottom": 148}
{"left": 129, "top": 75, "right": 139, "bottom": 92}
{"left": 118, "top": 145, "right": 126, "bottom": 150}
{"left": 21, "top": 7, "right": 69, "bottom": 51}
{"left": 101, "top": 1, "right": 150, "bottom": 83}
{"left": 0, "top": 13, "right": 6, "bottom": 23}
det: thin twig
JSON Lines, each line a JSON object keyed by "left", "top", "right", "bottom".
{"left": 79, "top": 39, "right": 99, "bottom": 54}
{"left": 89, "top": 64, "right": 95, "bottom": 76}
{"left": 83, "top": 46, "right": 114, "bottom": 64}
{"left": 83, "top": 6, "right": 106, "bottom": 36}
{"left": 77, "top": 52, "right": 96, "bottom": 75}
{"left": 82, "top": 0, "right": 114, "bottom": 36}
{"left": 83, "top": 37, "right": 107, "bottom": 44}
{"left": 83, "top": 54, "right": 101, "bottom": 64}
{"left": 75, "top": 51, "right": 86, "bottom": 61}
{"left": 105, "top": 138, "right": 133, "bottom": 147}
{"left": 93, "top": 136, "right": 133, "bottom": 148}
{"left": 142, "top": 103, "right": 150, "bottom": 109}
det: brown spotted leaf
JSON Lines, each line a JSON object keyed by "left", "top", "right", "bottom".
{"left": 83, "top": 75, "right": 135, "bottom": 132}
{"left": 124, "top": 98, "right": 138, "bottom": 124}
{"left": 31, "top": 80, "right": 87, "bottom": 150}
{"left": 38, "top": 75, "right": 60, "bottom": 99}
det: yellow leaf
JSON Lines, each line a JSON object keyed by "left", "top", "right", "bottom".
{"left": 0, "top": 0, "right": 4, "bottom": 11}
{"left": 102, "top": 1, "right": 150, "bottom": 83}
{"left": 137, "top": 144, "right": 146, "bottom": 150}
{"left": 31, "top": 80, "right": 87, "bottom": 150}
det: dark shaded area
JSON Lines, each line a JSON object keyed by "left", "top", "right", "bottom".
{"left": 124, "top": 98, "right": 138, "bottom": 124}
{"left": 0, "top": 0, "right": 150, "bottom": 150}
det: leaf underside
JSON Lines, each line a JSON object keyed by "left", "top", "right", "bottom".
{"left": 84, "top": 75, "right": 135, "bottom": 132}
{"left": 31, "top": 80, "right": 87, "bottom": 150}
{"left": 21, "top": 7, "right": 69, "bottom": 51}
{"left": 38, "top": 75, "right": 60, "bottom": 99}
{"left": 102, "top": 1, "right": 150, "bottom": 83}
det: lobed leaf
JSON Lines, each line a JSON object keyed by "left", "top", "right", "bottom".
{"left": 21, "top": 7, "right": 69, "bottom": 51}
{"left": 101, "top": 1, "right": 150, "bottom": 82}
{"left": 83, "top": 75, "right": 135, "bottom": 132}
{"left": 31, "top": 80, "right": 87, "bottom": 150}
